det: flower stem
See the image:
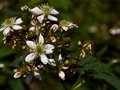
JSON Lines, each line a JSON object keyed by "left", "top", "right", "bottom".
{"left": 70, "top": 74, "right": 81, "bottom": 90}
{"left": 59, "top": 78, "right": 68, "bottom": 90}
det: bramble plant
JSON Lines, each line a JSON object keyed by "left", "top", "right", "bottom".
{"left": 1, "top": 3, "right": 120, "bottom": 90}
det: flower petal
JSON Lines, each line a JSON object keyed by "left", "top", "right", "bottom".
{"left": 48, "top": 59, "right": 56, "bottom": 66}
{"left": 0, "top": 27, "right": 5, "bottom": 31}
{"left": 58, "top": 71, "right": 65, "bottom": 80}
{"left": 29, "top": 27, "right": 35, "bottom": 31}
{"left": 44, "top": 44, "right": 54, "bottom": 54}
{"left": 40, "top": 54, "right": 48, "bottom": 64}
{"left": 38, "top": 33, "right": 44, "bottom": 45}
{"left": 34, "top": 72, "right": 41, "bottom": 80}
{"left": 3, "top": 27, "right": 10, "bottom": 35}
{"left": 62, "top": 26, "right": 68, "bottom": 31}
{"left": 26, "top": 41, "right": 36, "bottom": 49}
{"left": 58, "top": 54, "right": 62, "bottom": 62}
{"left": 50, "top": 9, "right": 59, "bottom": 15}
{"left": 30, "top": 7, "right": 42, "bottom": 15}
{"left": 15, "top": 18, "right": 23, "bottom": 24}
{"left": 14, "top": 72, "right": 21, "bottom": 78}
{"left": 37, "top": 15, "right": 44, "bottom": 23}
{"left": 12, "top": 25, "right": 22, "bottom": 30}
{"left": 25, "top": 53, "right": 36, "bottom": 62}
{"left": 48, "top": 15, "right": 58, "bottom": 21}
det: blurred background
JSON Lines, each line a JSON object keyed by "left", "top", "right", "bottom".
{"left": 0, "top": 0, "right": 120, "bottom": 90}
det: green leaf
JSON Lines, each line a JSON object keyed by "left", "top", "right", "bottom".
{"left": 67, "top": 52, "right": 77, "bottom": 58}
{"left": 79, "top": 54, "right": 109, "bottom": 73}
{"left": 0, "top": 75, "right": 6, "bottom": 85}
{"left": 9, "top": 79, "right": 25, "bottom": 90}
{"left": 93, "top": 73, "right": 120, "bottom": 90}
{"left": 0, "top": 47, "right": 14, "bottom": 59}
{"left": 10, "top": 56, "right": 24, "bottom": 67}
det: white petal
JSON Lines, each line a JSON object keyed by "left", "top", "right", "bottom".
{"left": 50, "top": 9, "right": 59, "bottom": 15}
{"left": 58, "top": 71, "right": 65, "bottom": 80}
{"left": 38, "top": 33, "right": 44, "bottom": 45}
{"left": 14, "top": 72, "right": 21, "bottom": 78}
{"left": 48, "top": 15, "right": 58, "bottom": 21}
{"left": 25, "top": 53, "right": 36, "bottom": 62}
{"left": 30, "top": 7, "right": 42, "bottom": 15}
{"left": 3, "top": 27, "right": 11, "bottom": 35}
{"left": 26, "top": 41, "right": 36, "bottom": 49}
{"left": 0, "top": 27, "right": 5, "bottom": 31}
{"left": 68, "top": 23, "right": 78, "bottom": 28}
{"left": 26, "top": 75, "right": 32, "bottom": 84}
{"left": 12, "top": 25, "right": 22, "bottom": 30}
{"left": 29, "top": 27, "right": 35, "bottom": 31}
{"left": 34, "top": 72, "right": 41, "bottom": 80}
{"left": 44, "top": 44, "right": 54, "bottom": 54}
{"left": 62, "top": 66, "right": 69, "bottom": 69}
{"left": 62, "top": 26, "right": 68, "bottom": 31}
{"left": 58, "top": 54, "right": 62, "bottom": 62}
{"left": 37, "top": 15, "right": 44, "bottom": 23}
{"left": 48, "top": 59, "right": 56, "bottom": 66}
{"left": 15, "top": 18, "right": 23, "bottom": 24}
{"left": 40, "top": 54, "right": 48, "bottom": 64}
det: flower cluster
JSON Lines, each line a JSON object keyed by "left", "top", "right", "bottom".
{"left": 0, "top": 4, "right": 92, "bottom": 84}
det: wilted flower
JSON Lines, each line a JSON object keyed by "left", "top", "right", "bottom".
{"left": 50, "top": 24, "right": 59, "bottom": 31}
{"left": 0, "top": 17, "right": 23, "bottom": 35}
{"left": 80, "top": 43, "right": 92, "bottom": 58}
{"left": 29, "top": 20, "right": 41, "bottom": 31}
{"left": 30, "top": 4, "right": 59, "bottom": 23}
{"left": 50, "top": 36, "right": 56, "bottom": 42}
{"left": 25, "top": 33, "right": 54, "bottom": 64}
{"left": 60, "top": 20, "right": 78, "bottom": 31}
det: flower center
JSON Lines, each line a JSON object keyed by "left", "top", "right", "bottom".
{"left": 36, "top": 45, "right": 44, "bottom": 54}
{"left": 60, "top": 20, "right": 67, "bottom": 26}
{"left": 43, "top": 6, "right": 50, "bottom": 15}
{"left": 5, "top": 19, "right": 13, "bottom": 27}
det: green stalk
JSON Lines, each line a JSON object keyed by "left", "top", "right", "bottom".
{"left": 71, "top": 74, "right": 82, "bottom": 90}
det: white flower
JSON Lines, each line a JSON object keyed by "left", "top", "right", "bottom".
{"left": 58, "top": 71, "right": 65, "bottom": 80}
{"left": 30, "top": 4, "right": 59, "bottom": 23}
{"left": 25, "top": 33, "right": 54, "bottom": 64}
{"left": 0, "top": 17, "right": 23, "bottom": 35}
{"left": 60, "top": 20, "right": 78, "bottom": 31}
